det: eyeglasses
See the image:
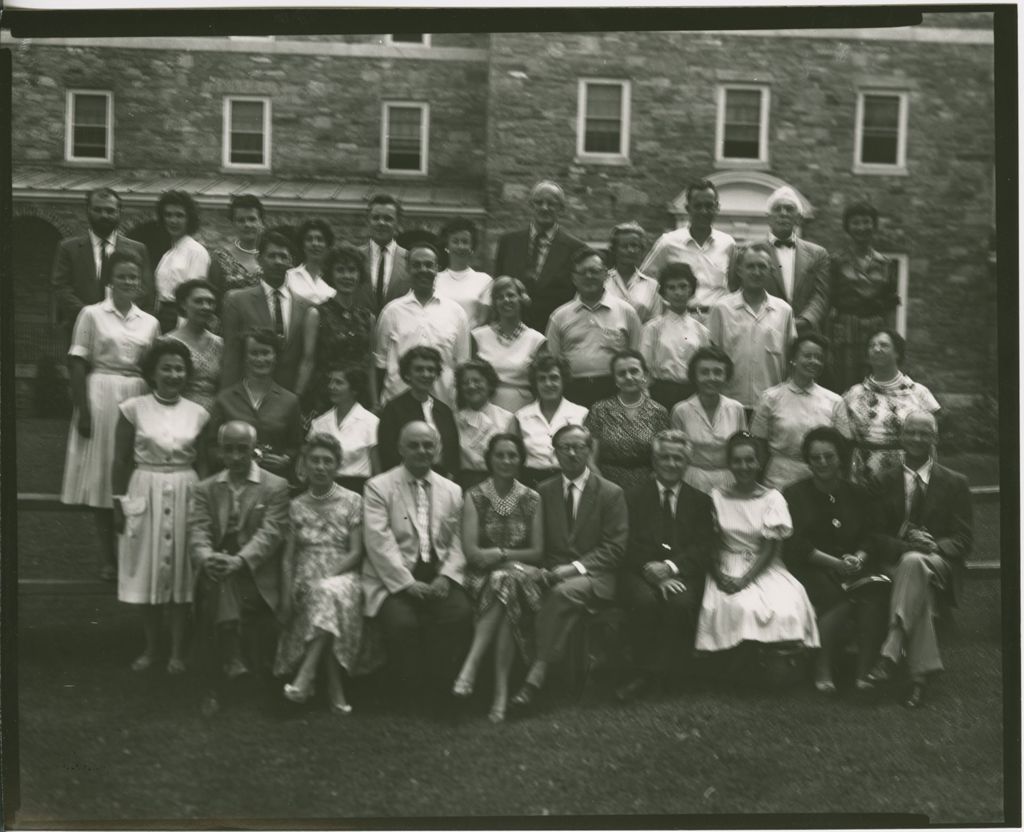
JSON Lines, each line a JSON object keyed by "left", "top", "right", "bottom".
{"left": 555, "top": 443, "right": 589, "bottom": 454}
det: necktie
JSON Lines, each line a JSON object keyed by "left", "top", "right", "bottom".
{"left": 908, "top": 473, "right": 926, "bottom": 526}
{"left": 528, "top": 233, "right": 542, "bottom": 280}
{"left": 415, "top": 479, "right": 432, "bottom": 563}
{"left": 99, "top": 239, "right": 110, "bottom": 286}
{"left": 773, "top": 238, "right": 795, "bottom": 249}
{"left": 375, "top": 246, "right": 387, "bottom": 309}
{"left": 565, "top": 482, "right": 575, "bottom": 532}
{"left": 660, "top": 487, "right": 675, "bottom": 548}
{"left": 272, "top": 290, "right": 285, "bottom": 338}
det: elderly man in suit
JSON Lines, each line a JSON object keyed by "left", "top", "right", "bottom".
{"left": 728, "top": 185, "right": 830, "bottom": 336}
{"left": 361, "top": 193, "right": 410, "bottom": 313}
{"left": 509, "top": 424, "right": 628, "bottom": 715}
{"left": 220, "top": 230, "right": 317, "bottom": 396}
{"left": 863, "top": 411, "right": 973, "bottom": 708}
{"left": 188, "top": 420, "right": 290, "bottom": 716}
{"left": 616, "top": 430, "right": 715, "bottom": 701}
{"left": 493, "top": 180, "right": 585, "bottom": 332}
{"left": 362, "top": 421, "right": 472, "bottom": 704}
{"left": 51, "top": 187, "right": 154, "bottom": 329}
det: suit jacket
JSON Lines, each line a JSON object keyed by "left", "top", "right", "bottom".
{"left": 376, "top": 390, "right": 461, "bottom": 477}
{"left": 361, "top": 466, "right": 466, "bottom": 616}
{"left": 219, "top": 284, "right": 315, "bottom": 392}
{"left": 359, "top": 241, "right": 410, "bottom": 314}
{"left": 187, "top": 467, "right": 290, "bottom": 617}
{"left": 869, "top": 462, "right": 973, "bottom": 605}
{"left": 728, "top": 237, "right": 830, "bottom": 332}
{"left": 538, "top": 472, "right": 628, "bottom": 601}
{"left": 207, "top": 382, "right": 304, "bottom": 478}
{"left": 493, "top": 226, "right": 586, "bottom": 331}
{"left": 51, "top": 233, "right": 154, "bottom": 325}
{"left": 624, "top": 478, "right": 714, "bottom": 583}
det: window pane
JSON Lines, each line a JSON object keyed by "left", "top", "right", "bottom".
{"left": 231, "top": 100, "right": 265, "bottom": 132}
{"left": 74, "top": 94, "right": 108, "bottom": 127}
{"left": 863, "top": 95, "right": 900, "bottom": 129}
{"left": 584, "top": 84, "right": 623, "bottom": 154}
{"left": 725, "top": 89, "right": 761, "bottom": 125}
{"left": 722, "top": 89, "right": 763, "bottom": 159}
{"left": 386, "top": 106, "right": 423, "bottom": 170}
{"left": 72, "top": 126, "right": 108, "bottom": 158}
{"left": 228, "top": 100, "right": 266, "bottom": 165}
{"left": 860, "top": 95, "right": 901, "bottom": 165}
{"left": 71, "top": 94, "right": 108, "bottom": 158}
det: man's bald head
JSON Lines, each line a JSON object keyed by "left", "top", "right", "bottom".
{"left": 902, "top": 411, "right": 938, "bottom": 435}
{"left": 218, "top": 420, "right": 257, "bottom": 447}
{"left": 399, "top": 421, "right": 440, "bottom": 476}
{"left": 901, "top": 410, "right": 938, "bottom": 465}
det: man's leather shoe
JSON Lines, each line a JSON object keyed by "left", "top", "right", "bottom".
{"left": 904, "top": 682, "right": 926, "bottom": 709}
{"left": 615, "top": 676, "right": 652, "bottom": 703}
{"left": 508, "top": 682, "right": 541, "bottom": 716}
{"left": 865, "top": 657, "right": 895, "bottom": 686}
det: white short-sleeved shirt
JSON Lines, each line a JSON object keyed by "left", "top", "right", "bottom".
{"left": 638, "top": 227, "right": 736, "bottom": 310}
{"left": 155, "top": 235, "right": 211, "bottom": 302}
{"left": 308, "top": 403, "right": 380, "bottom": 477}
{"left": 515, "top": 398, "right": 589, "bottom": 470}
{"left": 68, "top": 299, "right": 160, "bottom": 374}
{"left": 286, "top": 264, "right": 336, "bottom": 306}
{"left": 471, "top": 324, "right": 547, "bottom": 411}
{"left": 434, "top": 268, "right": 493, "bottom": 329}
{"left": 604, "top": 268, "right": 663, "bottom": 323}
{"left": 640, "top": 310, "right": 712, "bottom": 383}
{"left": 545, "top": 293, "right": 642, "bottom": 379}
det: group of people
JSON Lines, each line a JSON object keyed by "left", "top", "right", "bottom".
{"left": 52, "top": 175, "right": 972, "bottom": 719}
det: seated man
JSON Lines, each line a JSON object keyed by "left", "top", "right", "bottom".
{"left": 616, "top": 430, "right": 714, "bottom": 701}
{"left": 362, "top": 422, "right": 472, "bottom": 704}
{"left": 188, "top": 421, "right": 290, "bottom": 716}
{"left": 864, "top": 411, "right": 973, "bottom": 708}
{"left": 510, "top": 425, "right": 628, "bottom": 715}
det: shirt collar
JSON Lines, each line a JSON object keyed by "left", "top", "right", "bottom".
{"left": 401, "top": 291, "right": 440, "bottom": 307}
{"left": 785, "top": 380, "right": 816, "bottom": 395}
{"left": 656, "top": 478, "right": 682, "bottom": 499}
{"left": 769, "top": 231, "right": 796, "bottom": 246}
{"left": 373, "top": 239, "right": 397, "bottom": 255}
{"left": 261, "top": 279, "right": 289, "bottom": 299}
{"left": 904, "top": 457, "right": 934, "bottom": 484}
{"left": 575, "top": 291, "right": 610, "bottom": 311}
{"left": 530, "top": 223, "right": 557, "bottom": 243}
{"left": 99, "top": 296, "right": 139, "bottom": 320}
{"left": 217, "top": 461, "right": 262, "bottom": 484}
{"left": 88, "top": 228, "right": 118, "bottom": 247}
{"left": 563, "top": 467, "right": 590, "bottom": 493}
{"left": 683, "top": 226, "right": 716, "bottom": 247}
{"left": 404, "top": 467, "right": 433, "bottom": 487}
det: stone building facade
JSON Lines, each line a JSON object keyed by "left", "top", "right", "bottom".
{"left": 9, "top": 16, "right": 999, "bottom": 443}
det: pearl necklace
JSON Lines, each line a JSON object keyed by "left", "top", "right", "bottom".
{"left": 234, "top": 240, "right": 258, "bottom": 256}
{"left": 153, "top": 393, "right": 180, "bottom": 406}
{"left": 617, "top": 394, "right": 644, "bottom": 409}
{"left": 308, "top": 483, "right": 339, "bottom": 502}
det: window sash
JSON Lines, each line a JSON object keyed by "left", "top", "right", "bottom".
{"left": 228, "top": 99, "right": 267, "bottom": 166}
{"left": 70, "top": 93, "right": 110, "bottom": 160}
{"left": 860, "top": 94, "right": 901, "bottom": 165}
{"left": 721, "top": 88, "right": 764, "bottom": 160}
{"left": 385, "top": 106, "right": 424, "bottom": 171}
{"left": 582, "top": 82, "right": 624, "bottom": 156}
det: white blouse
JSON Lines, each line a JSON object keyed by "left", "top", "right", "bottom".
{"left": 155, "top": 235, "right": 211, "bottom": 302}
{"left": 639, "top": 310, "right": 712, "bottom": 383}
{"left": 515, "top": 398, "right": 589, "bottom": 470}
{"left": 308, "top": 403, "right": 380, "bottom": 477}
{"left": 68, "top": 299, "right": 160, "bottom": 375}
{"left": 434, "top": 268, "right": 493, "bottom": 328}
{"left": 286, "top": 264, "right": 336, "bottom": 306}
{"left": 456, "top": 402, "right": 515, "bottom": 472}
{"left": 605, "top": 267, "right": 663, "bottom": 323}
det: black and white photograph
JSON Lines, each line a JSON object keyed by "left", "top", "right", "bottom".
{"left": 1, "top": 3, "right": 1017, "bottom": 828}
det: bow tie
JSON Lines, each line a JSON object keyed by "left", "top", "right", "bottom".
{"left": 773, "top": 238, "right": 795, "bottom": 249}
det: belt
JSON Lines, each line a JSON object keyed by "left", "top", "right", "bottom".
{"left": 136, "top": 463, "right": 193, "bottom": 472}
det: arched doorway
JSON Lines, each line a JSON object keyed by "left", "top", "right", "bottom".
{"left": 11, "top": 217, "right": 63, "bottom": 366}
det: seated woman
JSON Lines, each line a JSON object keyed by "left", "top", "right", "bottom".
{"left": 208, "top": 328, "right": 303, "bottom": 481}
{"left": 276, "top": 434, "right": 379, "bottom": 713}
{"left": 153, "top": 190, "right": 211, "bottom": 333}
{"left": 454, "top": 358, "right": 515, "bottom": 491}
{"left": 452, "top": 433, "right": 544, "bottom": 723}
{"left": 308, "top": 367, "right": 380, "bottom": 494}
{"left": 167, "top": 279, "right": 223, "bottom": 412}
{"left": 695, "top": 432, "right": 819, "bottom": 659}
{"left": 751, "top": 333, "right": 842, "bottom": 490}
{"left": 783, "top": 427, "right": 888, "bottom": 694}
{"left": 376, "top": 346, "right": 460, "bottom": 477}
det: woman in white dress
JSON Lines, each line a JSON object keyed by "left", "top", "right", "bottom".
{"left": 472, "top": 276, "right": 547, "bottom": 413}
{"left": 61, "top": 251, "right": 160, "bottom": 580}
{"left": 670, "top": 346, "right": 747, "bottom": 494}
{"left": 111, "top": 338, "right": 210, "bottom": 673}
{"left": 153, "top": 191, "right": 211, "bottom": 333}
{"left": 454, "top": 359, "right": 515, "bottom": 490}
{"left": 435, "top": 217, "right": 493, "bottom": 328}
{"left": 285, "top": 218, "right": 336, "bottom": 305}
{"left": 603, "top": 220, "right": 662, "bottom": 323}
{"left": 696, "top": 432, "right": 819, "bottom": 654}
{"left": 307, "top": 366, "right": 380, "bottom": 494}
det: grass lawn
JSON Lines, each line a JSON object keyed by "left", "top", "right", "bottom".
{"left": 10, "top": 579, "right": 1006, "bottom": 826}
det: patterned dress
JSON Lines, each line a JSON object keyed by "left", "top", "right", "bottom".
{"left": 274, "top": 488, "right": 382, "bottom": 675}
{"left": 170, "top": 331, "right": 223, "bottom": 412}
{"left": 211, "top": 245, "right": 261, "bottom": 293}
{"left": 310, "top": 297, "right": 375, "bottom": 412}
{"left": 584, "top": 396, "right": 670, "bottom": 491}
{"left": 464, "top": 480, "right": 545, "bottom": 662}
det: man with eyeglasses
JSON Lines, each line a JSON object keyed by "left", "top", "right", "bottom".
{"left": 508, "top": 424, "right": 628, "bottom": 717}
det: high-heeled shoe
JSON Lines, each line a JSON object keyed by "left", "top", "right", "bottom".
{"left": 283, "top": 683, "right": 311, "bottom": 704}
{"left": 488, "top": 705, "right": 506, "bottom": 724}
{"left": 331, "top": 701, "right": 353, "bottom": 715}
{"left": 131, "top": 653, "right": 155, "bottom": 672}
{"left": 452, "top": 676, "right": 474, "bottom": 698}
{"left": 814, "top": 679, "right": 837, "bottom": 695}
{"left": 166, "top": 658, "right": 186, "bottom": 675}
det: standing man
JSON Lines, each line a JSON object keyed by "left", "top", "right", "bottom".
{"left": 509, "top": 425, "right": 628, "bottom": 717}
{"left": 374, "top": 243, "right": 470, "bottom": 407}
{"left": 616, "top": 430, "right": 714, "bottom": 701}
{"left": 729, "top": 185, "right": 830, "bottom": 335}
{"left": 638, "top": 179, "right": 735, "bottom": 325}
{"left": 863, "top": 411, "right": 973, "bottom": 708}
{"left": 545, "top": 247, "right": 642, "bottom": 408}
{"left": 51, "top": 187, "right": 154, "bottom": 329}
{"left": 219, "top": 230, "right": 318, "bottom": 396}
{"left": 361, "top": 194, "right": 410, "bottom": 313}
{"left": 493, "top": 180, "right": 585, "bottom": 332}
{"left": 362, "top": 422, "right": 472, "bottom": 706}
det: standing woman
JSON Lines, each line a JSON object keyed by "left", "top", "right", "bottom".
{"left": 61, "top": 251, "right": 160, "bottom": 581}
{"left": 751, "top": 333, "right": 842, "bottom": 490}
{"left": 167, "top": 279, "right": 223, "bottom": 411}
{"left": 308, "top": 367, "right": 380, "bottom": 494}
{"left": 208, "top": 194, "right": 265, "bottom": 294}
{"left": 286, "top": 218, "right": 336, "bottom": 306}
{"left": 834, "top": 329, "right": 940, "bottom": 487}
{"left": 471, "top": 276, "right": 547, "bottom": 413}
{"left": 153, "top": 191, "right": 211, "bottom": 333}
{"left": 435, "top": 217, "right": 494, "bottom": 329}
{"left": 670, "top": 347, "right": 747, "bottom": 495}
{"left": 111, "top": 338, "right": 210, "bottom": 672}
{"left": 604, "top": 221, "right": 662, "bottom": 323}
{"left": 827, "top": 202, "right": 900, "bottom": 393}
{"left": 454, "top": 359, "right": 515, "bottom": 491}
{"left": 585, "top": 349, "right": 670, "bottom": 491}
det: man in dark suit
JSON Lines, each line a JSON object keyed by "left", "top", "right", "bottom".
{"left": 51, "top": 187, "right": 154, "bottom": 328}
{"left": 863, "top": 411, "right": 973, "bottom": 708}
{"left": 220, "top": 230, "right": 317, "bottom": 395}
{"left": 509, "top": 424, "right": 628, "bottom": 715}
{"left": 616, "top": 430, "right": 715, "bottom": 701}
{"left": 493, "top": 180, "right": 585, "bottom": 332}
{"left": 360, "top": 193, "right": 410, "bottom": 313}
{"left": 188, "top": 421, "right": 290, "bottom": 716}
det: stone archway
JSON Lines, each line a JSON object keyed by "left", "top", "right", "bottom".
{"left": 11, "top": 216, "right": 63, "bottom": 366}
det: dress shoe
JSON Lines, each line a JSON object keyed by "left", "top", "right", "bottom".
{"left": 903, "top": 682, "right": 927, "bottom": 709}
{"left": 814, "top": 679, "right": 838, "bottom": 696}
{"left": 283, "top": 683, "right": 311, "bottom": 704}
{"left": 166, "top": 658, "right": 186, "bottom": 675}
{"left": 864, "top": 657, "right": 896, "bottom": 686}
{"left": 508, "top": 682, "right": 541, "bottom": 716}
{"left": 452, "top": 677, "right": 474, "bottom": 698}
{"left": 200, "top": 694, "right": 220, "bottom": 718}
{"left": 615, "top": 676, "right": 653, "bottom": 703}
{"left": 131, "top": 653, "right": 155, "bottom": 672}
{"left": 488, "top": 705, "right": 506, "bottom": 724}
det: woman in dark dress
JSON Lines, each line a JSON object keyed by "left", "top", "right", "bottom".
{"left": 783, "top": 427, "right": 888, "bottom": 694}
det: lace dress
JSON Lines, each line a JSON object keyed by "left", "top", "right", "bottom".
{"left": 170, "top": 331, "right": 223, "bottom": 412}
{"left": 584, "top": 396, "right": 670, "bottom": 491}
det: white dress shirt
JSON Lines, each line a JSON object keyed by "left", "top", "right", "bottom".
{"left": 768, "top": 233, "right": 797, "bottom": 302}
{"left": 155, "top": 235, "right": 211, "bottom": 302}
{"left": 308, "top": 403, "right": 380, "bottom": 477}
{"left": 638, "top": 226, "right": 736, "bottom": 310}
{"left": 903, "top": 457, "right": 934, "bottom": 521}
{"left": 261, "top": 281, "right": 293, "bottom": 337}
{"left": 88, "top": 228, "right": 118, "bottom": 280}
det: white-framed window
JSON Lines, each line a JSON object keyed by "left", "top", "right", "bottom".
{"left": 65, "top": 90, "right": 113, "bottom": 164}
{"left": 576, "top": 79, "right": 631, "bottom": 163}
{"left": 381, "top": 102, "right": 429, "bottom": 175}
{"left": 227, "top": 35, "right": 276, "bottom": 41}
{"left": 386, "top": 33, "right": 430, "bottom": 46}
{"left": 715, "top": 84, "right": 770, "bottom": 164}
{"left": 854, "top": 90, "right": 909, "bottom": 174}
{"left": 222, "top": 96, "right": 271, "bottom": 170}
{"left": 876, "top": 252, "right": 911, "bottom": 337}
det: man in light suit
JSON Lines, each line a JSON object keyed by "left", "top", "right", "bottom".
{"left": 219, "top": 230, "right": 317, "bottom": 395}
{"left": 493, "top": 180, "right": 586, "bottom": 332}
{"left": 863, "top": 411, "right": 973, "bottom": 708}
{"left": 51, "top": 187, "right": 154, "bottom": 329}
{"left": 361, "top": 193, "right": 410, "bottom": 313}
{"left": 509, "top": 424, "right": 628, "bottom": 716}
{"left": 188, "top": 421, "right": 290, "bottom": 716}
{"left": 728, "top": 185, "right": 830, "bottom": 335}
{"left": 362, "top": 421, "right": 472, "bottom": 703}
